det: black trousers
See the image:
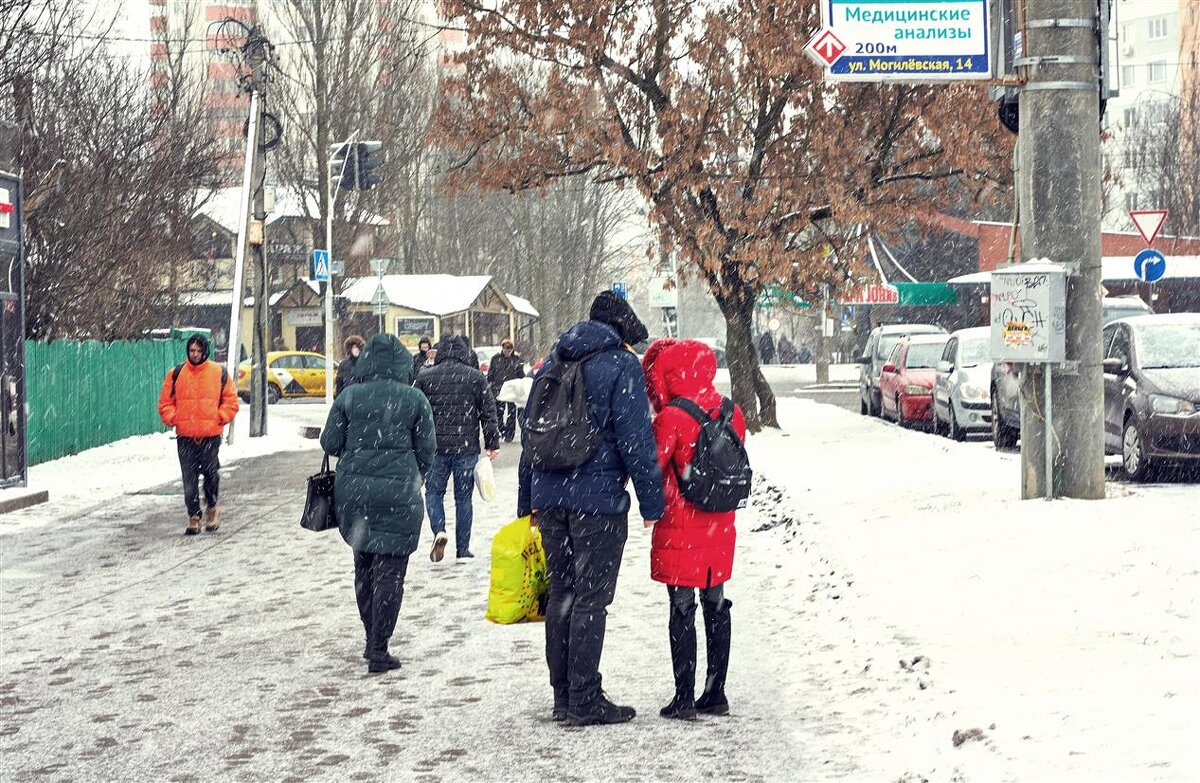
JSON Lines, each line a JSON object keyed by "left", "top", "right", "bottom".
{"left": 538, "top": 508, "right": 628, "bottom": 709}
{"left": 176, "top": 436, "right": 221, "bottom": 518}
{"left": 353, "top": 550, "right": 411, "bottom": 659}
{"left": 496, "top": 401, "right": 518, "bottom": 440}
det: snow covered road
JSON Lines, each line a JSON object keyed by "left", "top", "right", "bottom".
{"left": 1, "top": 399, "right": 1196, "bottom": 782}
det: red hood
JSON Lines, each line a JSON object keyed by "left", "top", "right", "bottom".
{"left": 642, "top": 338, "right": 679, "bottom": 412}
{"left": 651, "top": 339, "right": 719, "bottom": 405}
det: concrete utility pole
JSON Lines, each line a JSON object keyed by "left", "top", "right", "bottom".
{"left": 225, "top": 26, "right": 276, "bottom": 442}
{"left": 1017, "top": 0, "right": 1105, "bottom": 499}
{"left": 246, "top": 29, "right": 274, "bottom": 438}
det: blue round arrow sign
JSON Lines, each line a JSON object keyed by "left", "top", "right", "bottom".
{"left": 1134, "top": 248, "right": 1166, "bottom": 283}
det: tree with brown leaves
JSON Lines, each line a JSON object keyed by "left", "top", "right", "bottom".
{"left": 434, "top": 0, "right": 1010, "bottom": 429}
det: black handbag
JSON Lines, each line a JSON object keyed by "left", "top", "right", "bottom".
{"left": 300, "top": 454, "right": 338, "bottom": 532}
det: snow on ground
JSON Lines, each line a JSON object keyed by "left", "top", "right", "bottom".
{"left": 0, "top": 395, "right": 1196, "bottom": 782}
{"left": 0, "top": 401, "right": 327, "bottom": 536}
{"left": 748, "top": 399, "right": 1200, "bottom": 782}
{"left": 715, "top": 363, "right": 860, "bottom": 388}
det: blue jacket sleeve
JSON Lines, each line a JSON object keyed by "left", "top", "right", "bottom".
{"left": 517, "top": 448, "right": 532, "bottom": 518}
{"left": 609, "top": 355, "right": 665, "bottom": 520}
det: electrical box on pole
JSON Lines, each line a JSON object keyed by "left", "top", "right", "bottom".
{"left": 989, "top": 263, "right": 1067, "bottom": 364}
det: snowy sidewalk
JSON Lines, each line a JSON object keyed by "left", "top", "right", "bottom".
{"left": 0, "top": 398, "right": 1196, "bottom": 782}
{"left": 750, "top": 399, "right": 1200, "bottom": 782}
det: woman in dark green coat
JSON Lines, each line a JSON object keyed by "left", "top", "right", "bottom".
{"left": 320, "top": 334, "right": 436, "bottom": 674}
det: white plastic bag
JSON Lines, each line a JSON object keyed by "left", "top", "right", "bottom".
{"left": 497, "top": 377, "right": 533, "bottom": 406}
{"left": 474, "top": 455, "right": 496, "bottom": 502}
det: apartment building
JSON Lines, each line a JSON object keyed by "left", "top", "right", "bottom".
{"left": 149, "top": 0, "right": 258, "bottom": 185}
{"left": 1105, "top": 0, "right": 1194, "bottom": 220}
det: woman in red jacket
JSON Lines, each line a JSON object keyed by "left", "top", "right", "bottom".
{"left": 643, "top": 339, "right": 746, "bottom": 720}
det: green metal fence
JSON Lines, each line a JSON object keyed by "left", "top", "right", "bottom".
{"left": 25, "top": 338, "right": 189, "bottom": 465}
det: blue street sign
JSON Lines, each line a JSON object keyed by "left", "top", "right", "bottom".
{"left": 312, "top": 249, "right": 331, "bottom": 282}
{"left": 1134, "top": 248, "right": 1166, "bottom": 283}
{"left": 612, "top": 280, "right": 627, "bottom": 300}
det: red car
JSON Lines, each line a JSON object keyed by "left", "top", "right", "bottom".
{"left": 879, "top": 334, "right": 950, "bottom": 427}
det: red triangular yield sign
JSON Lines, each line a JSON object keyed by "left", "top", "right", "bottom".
{"left": 1129, "top": 210, "right": 1168, "bottom": 246}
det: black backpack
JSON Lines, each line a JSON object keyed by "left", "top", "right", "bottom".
{"left": 524, "top": 352, "right": 603, "bottom": 471}
{"left": 668, "top": 397, "right": 752, "bottom": 512}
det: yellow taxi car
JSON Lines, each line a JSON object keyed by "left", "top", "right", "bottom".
{"left": 237, "top": 351, "right": 335, "bottom": 403}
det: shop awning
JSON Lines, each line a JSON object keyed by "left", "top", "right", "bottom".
{"left": 894, "top": 282, "right": 958, "bottom": 306}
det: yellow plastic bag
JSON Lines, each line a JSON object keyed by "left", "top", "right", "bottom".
{"left": 485, "top": 516, "right": 549, "bottom": 624}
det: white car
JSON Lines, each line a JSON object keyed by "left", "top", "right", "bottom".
{"left": 933, "top": 326, "right": 993, "bottom": 441}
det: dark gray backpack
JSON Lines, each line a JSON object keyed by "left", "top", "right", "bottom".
{"left": 524, "top": 352, "right": 602, "bottom": 471}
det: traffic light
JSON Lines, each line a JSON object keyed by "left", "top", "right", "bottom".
{"left": 355, "top": 141, "right": 384, "bottom": 189}
{"left": 328, "top": 142, "right": 355, "bottom": 190}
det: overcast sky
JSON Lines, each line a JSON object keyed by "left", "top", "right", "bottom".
{"left": 79, "top": 0, "right": 151, "bottom": 62}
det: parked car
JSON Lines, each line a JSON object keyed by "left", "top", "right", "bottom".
{"left": 1102, "top": 313, "right": 1200, "bottom": 480}
{"left": 933, "top": 326, "right": 993, "bottom": 441}
{"left": 878, "top": 334, "right": 951, "bottom": 428}
{"left": 858, "top": 323, "right": 947, "bottom": 417}
{"left": 237, "top": 351, "right": 332, "bottom": 404}
{"left": 991, "top": 296, "right": 1156, "bottom": 449}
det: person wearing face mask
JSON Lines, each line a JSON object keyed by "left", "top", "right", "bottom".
{"left": 335, "top": 335, "right": 366, "bottom": 398}
{"left": 157, "top": 334, "right": 240, "bottom": 535}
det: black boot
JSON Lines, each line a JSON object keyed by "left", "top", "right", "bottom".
{"left": 367, "top": 654, "right": 401, "bottom": 674}
{"left": 660, "top": 602, "right": 697, "bottom": 720}
{"left": 695, "top": 598, "right": 731, "bottom": 715}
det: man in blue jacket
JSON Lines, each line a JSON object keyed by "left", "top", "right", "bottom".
{"left": 518, "top": 291, "right": 665, "bottom": 727}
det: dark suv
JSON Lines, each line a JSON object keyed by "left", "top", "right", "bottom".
{"left": 990, "top": 296, "right": 1155, "bottom": 449}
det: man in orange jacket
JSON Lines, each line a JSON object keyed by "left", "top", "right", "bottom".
{"left": 158, "top": 334, "right": 240, "bottom": 535}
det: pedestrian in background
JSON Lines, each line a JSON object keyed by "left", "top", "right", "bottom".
{"left": 320, "top": 334, "right": 436, "bottom": 674}
{"left": 518, "top": 291, "right": 664, "bottom": 726}
{"left": 334, "top": 335, "right": 364, "bottom": 398}
{"left": 412, "top": 336, "right": 432, "bottom": 378}
{"left": 157, "top": 334, "right": 239, "bottom": 535}
{"left": 414, "top": 335, "right": 500, "bottom": 561}
{"left": 487, "top": 338, "right": 525, "bottom": 443}
{"left": 643, "top": 339, "right": 745, "bottom": 720}
{"left": 757, "top": 331, "right": 776, "bottom": 365}
{"left": 777, "top": 334, "right": 797, "bottom": 364}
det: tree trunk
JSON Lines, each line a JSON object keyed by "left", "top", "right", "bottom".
{"left": 716, "top": 286, "right": 778, "bottom": 432}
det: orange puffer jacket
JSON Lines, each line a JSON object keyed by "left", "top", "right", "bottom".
{"left": 158, "top": 360, "right": 240, "bottom": 438}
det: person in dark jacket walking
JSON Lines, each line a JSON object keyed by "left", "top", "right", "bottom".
{"left": 412, "top": 336, "right": 432, "bottom": 378}
{"left": 320, "top": 334, "right": 436, "bottom": 674}
{"left": 334, "top": 335, "right": 365, "bottom": 397}
{"left": 487, "top": 338, "right": 525, "bottom": 442}
{"left": 757, "top": 331, "right": 776, "bottom": 365}
{"left": 414, "top": 335, "right": 500, "bottom": 561}
{"left": 518, "top": 291, "right": 665, "bottom": 727}
{"left": 643, "top": 339, "right": 745, "bottom": 720}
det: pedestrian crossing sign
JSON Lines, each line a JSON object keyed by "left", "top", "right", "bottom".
{"left": 312, "top": 249, "right": 331, "bottom": 282}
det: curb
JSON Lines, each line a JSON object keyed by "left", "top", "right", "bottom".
{"left": 0, "top": 490, "right": 50, "bottom": 515}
